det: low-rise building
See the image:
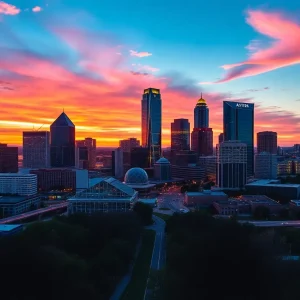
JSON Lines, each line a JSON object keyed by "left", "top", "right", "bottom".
{"left": 289, "top": 200, "right": 300, "bottom": 212}
{"left": 241, "top": 195, "right": 282, "bottom": 214}
{"left": 184, "top": 190, "right": 228, "bottom": 206}
{"left": 0, "top": 195, "right": 40, "bottom": 217}
{"left": 138, "top": 198, "right": 157, "bottom": 208}
{"left": 0, "top": 173, "right": 37, "bottom": 196}
{"left": 0, "top": 224, "right": 23, "bottom": 236}
{"left": 213, "top": 199, "right": 250, "bottom": 215}
{"left": 68, "top": 177, "right": 138, "bottom": 214}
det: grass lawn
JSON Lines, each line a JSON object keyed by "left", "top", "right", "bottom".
{"left": 121, "top": 229, "right": 156, "bottom": 300}
{"left": 153, "top": 212, "right": 172, "bottom": 222}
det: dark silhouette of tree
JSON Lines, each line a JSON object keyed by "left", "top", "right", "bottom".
{"left": 253, "top": 206, "right": 270, "bottom": 220}
{"left": 133, "top": 202, "right": 153, "bottom": 225}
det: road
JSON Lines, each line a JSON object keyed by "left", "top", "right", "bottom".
{"left": 240, "top": 220, "right": 300, "bottom": 227}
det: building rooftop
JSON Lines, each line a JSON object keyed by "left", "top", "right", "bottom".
{"left": 186, "top": 191, "right": 227, "bottom": 196}
{"left": 0, "top": 224, "right": 23, "bottom": 232}
{"left": 246, "top": 179, "right": 300, "bottom": 188}
{"left": 0, "top": 173, "right": 36, "bottom": 177}
{"left": 51, "top": 112, "right": 75, "bottom": 128}
{"left": 0, "top": 196, "right": 37, "bottom": 204}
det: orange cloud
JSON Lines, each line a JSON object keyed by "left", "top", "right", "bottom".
{"left": 130, "top": 50, "right": 152, "bottom": 57}
{"left": 32, "top": 6, "right": 42, "bottom": 12}
{"left": 217, "top": 10, "right": 300, "bottom": 83}
{"left": 0, "top": 1, "right": 20, "bottom": 15}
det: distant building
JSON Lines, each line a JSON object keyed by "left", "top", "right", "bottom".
{"left": 171, "top": 165, "right": 205, "bottom": 182}
{"left": 171, "top": 119, "right": 190, "bottom": 151}
{"left": 171, "top": 150, "right": 198, "bottom": 166}
{"left": 154, "top": 158, "right": 172, "bottom": 181}
{"left": 0, "top": 173, "right": 37, "bottom": 196}
{"left": 50, "top": 112, "right": 75, "bottom": 167}
{"left": 119, "top": 138, "right": 140, "bottom": 153}
{"left": 0, "top": 144, "right": 18, "bottom": 173}
{"left": 217, "top": 140, "right": 247, "bottom": 189}
{"left": 112, "top": 147, "right": 124, "bottom": 179}
{"left": 184, "top": 190, "right": 228, "bottom": 206}
{"left": 23, "top": 131, "right": 50, "bottom": 168}
{"left": 194, "top": 94, "right": 209, "bottom": 128}
{"left": 223, "top": 101, "right": 254, "bottom": 176}
{"left": 218, "top": 133, "right": 224, "bottom": 144}
{"left": 0, "top": 195, "right": 40, "bottom": 217}
{"left": 191, "top": 128, "right": 213, "bottom": 156}
{"left": 75, "top": 138, "right": 96, "bottom": 169}
{"left": 130, "top": 147, "right": 150, "bottom": 168}
{"left": 198, "top": 156, "right": 217, "bottom": 178}
{"left": 255, "top": 152, "right": 277, "bottom": 179}
{"left": 141, "top": 88, "right": 162, "bottom": 166}
{"left": 68, "top": 177, "right": 138, "bottom": 214}
{"left": 257, "top": 131, "right": 277, "bottom": 154}
{"left": 30, "top": 169, "right": 76, "bottom": 192}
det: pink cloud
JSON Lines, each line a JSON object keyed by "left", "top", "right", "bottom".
{"left": 0, "top": 1, "right": 20, "bottom": 15}
{"left": 216, "top": 10, "right": 300, "bottom": 83}
{"left": 32, "top": 6, "right": 42, "bottom": 12}
{"left": 129, "top": 50, "right": 152, "bottom": 57}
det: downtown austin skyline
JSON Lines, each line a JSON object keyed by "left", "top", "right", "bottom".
{"left": 0, "top": 1, "right": 300, "bottom": 147}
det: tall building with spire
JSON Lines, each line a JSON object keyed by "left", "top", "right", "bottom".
{"left": 50, "top": 112, "right": 75, "bottom": 167}
{"left": 194, "top": 93, "right": 209, "bottom": 128}
{"left": 191, "top": 94, "right": 213, "bottom": 156}
{"left": 141, "top": 88, "right": 162, "bottom": 166}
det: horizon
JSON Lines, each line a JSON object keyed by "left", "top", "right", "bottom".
{"left": 1, "top": 1, "right": 300, "bottom": 147}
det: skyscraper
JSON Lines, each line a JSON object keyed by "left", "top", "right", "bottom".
{"left": 141, "top": 88, "right": 162, "bottom": 166}
{"left": 257, "top": 131, "right": 277, "bottom": 154}
{"left": 76, "top": 138, "right": 96, "bottom": 169}
{"left": 217, "top": 140, "right": 247, "bottom": 189}
{"left": 218, "top": 133, "right": 224, "bottom": 144}
{"left": 194, "top": 93, "right": 209, "bottom": 128}
{"left": 192, "top": 95, "right": 213, "bottom": 156}
{"left": 50, "top": 112, "right": 75, "bottom": 167}
{"left": 171, "top": 119, "right": 190, "bottom": 151}
{"left": 223, "top": 101, "right": 254, "bottom": 176}
{"left": 23, "top": 131, "right": 50, "bottom": 168}
{"left": 112, "top": 147, "right": 124, "bottom": 179}
{"left": 119, "top": 138, "right": 140, "bottom": 153}
{"left": 0, "top": 144, "right": 18, "bottom": 173}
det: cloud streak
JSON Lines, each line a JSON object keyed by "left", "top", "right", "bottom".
{"left": 130, "top": 50, "right": 152, "bottom": 57}
{"left": 0, "top": 1, "right": 20, "bottom": 15}
{"left": 216, "top": 10, "right": 300, "bottom": 83}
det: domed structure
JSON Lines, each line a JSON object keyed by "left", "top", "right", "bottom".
{"left": 155, "top": 157, "right": 170, "bottom": 164}
{"left": 124, "top": 167, "right": 149, "bottom": 185}
{"left": 196, "top": 93, "right": 207, "bottom": 106}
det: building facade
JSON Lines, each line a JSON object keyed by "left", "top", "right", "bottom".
{"left": 119, "top": 138, "right": 140, "bottom": 153}
{"left": 30, "top": 169, "right": 76, "bottom": 192}
{"left": 23, "top": 131, "right": 50, "bottom": 168}
{"left": 141, "top": 88, "right": 162, "bottom": 166}
{"left": 0, "top": 173, "right": 37, "bottom": 195}
{"left": 223, "top": 101, "right": 254, "bottom": 176}
{"left": 50, "top": 112, "right": 75, "bottom": 167}
{"left": 218, "top": 133, "right": 224, "bottom": 144}
{"left": 171, "top": 118, "right": 190, "bottom": 151}
{"left": 217, "top": 140, "right": 247, "bottom": 189}
{"left": 0, "top": 144, "right": 18, "bottom": 173}
{"left": 112, "top": 147, "right": 124, "bottom": 179}
{"left": 255, "top": 152, "right": 277, "bottom": 179}
{"left": 257, "top": 131, "right": 277, "bottom": 154}
{"left": 154, "top": 157, "right": 172, "bottom": 181}
{"left": 191, "top": 128, "right": 213, "bottom": 156}
{"left": 198, "top": 156, "right": 217, "bottom": 178}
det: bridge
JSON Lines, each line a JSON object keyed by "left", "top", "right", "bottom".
{"left": 0, "top": 202, "right": 68, "bottom": 224}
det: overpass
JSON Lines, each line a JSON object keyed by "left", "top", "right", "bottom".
{"left": 0, "top": 202, "right": 68, "bottom": 224}
{"left": 240, "top": 220, "right": 300, "bottom": 228}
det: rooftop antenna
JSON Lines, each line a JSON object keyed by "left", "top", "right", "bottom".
{"left": 37, "top": 124, "right": 44, "bottom": 131}
{"left": 201, "top": 92, "right": 203, "bottom": 99}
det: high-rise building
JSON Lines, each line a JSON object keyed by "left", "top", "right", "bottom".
{"left": 141, "top": 88, "right": 162, "bottom": 166}
{"left": 191, "top": 128, "right": 213, "bottom": 156}
{"left": 0, "top": 173, "right": 37, "bottom": 195}
{"left": 0, "top": 144, "right": 18, "bottom": 173}
{"left": 257, "top": 131, "right": 277, "bottom": 154}
{"left": 112, "top": 148, "right": 124, "bottom": 179}
{"left": 130, "top": 147, "right": 150, "bottom": 169}
{"left": 75, "top": 138, "right": 96, "bottom": 169}
{"left": 171, "top": 119, "right": 190, "bottom": 151}
{"left": 217, "top": 140, "right": 247, "bottom": 189}
{"left": 198, "top": 156, "right": 217, "bottom": 179}
{"left": 218, "top": 133, "right": 224, "bottom": 144}
{"left": 194, "top": 94, "right": 209, "bottom": 128}
{"left": 223, "top": 101, "right": 254, "bottom": 176}
{"left": 255, "top": 152, "right": 277, "bottom": 179}
{"left": 50, "top": 112, "right": 75, "bottom": 167}
{"left": 119, "top": 138, "right": 140, "bottom": 153}
{"left": 23, "top": 131, "right": 50, "bottom": 168}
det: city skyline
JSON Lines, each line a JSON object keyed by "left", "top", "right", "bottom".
{"left": 1, "top": 1, "right": 300, "bottom": 147}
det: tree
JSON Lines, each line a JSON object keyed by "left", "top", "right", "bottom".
{"left": 133, "top": 202, "right": 153, "bottom": 225}
{"left": 253, "top": 206, "right": 270, "bottom": 220}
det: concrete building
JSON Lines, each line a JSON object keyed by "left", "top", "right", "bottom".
{"left": 241, "top": 195, "right": 282, "bottom": 214}
{"left": 30, "top": 169, "right": 75, "bottom": 192}
{"left": 246, "top": 179, "right": 300, "bottom": 200}
{"left": 257, "top": 131, "right": 277, "bottom": 154}
{"left": 75, "top": 138, "right": 96, "bottom": 169}
{"left": 171, "top": 119, "right": 190, "bottom": 151}
{"left": 191, "top": 128, "right": 213, "bottom": 156}
{"left": 184, "top": 190, "right": 228, "bottom": 206}
{"left": 217, "top": 141, "right": 247, "bottom": 189}
{"left": 213, "top": 199, "right": 250, "bottom": 215}
{"left": 112, "top": 147, "right": 124, "bottom": 179}
{"left": 255, "top": 152, "right": 277, "bottom": 179}
{"left": 154, "top": 157, "right": 172, "bottom": 181}
{"left": 68, "top": 177, "right": 138, "bottom": 214}
{"left": 0, "top": 195, "right": 40, "bottom": 217}
{"left": 0, "top": 173, "right": 37, "bottom": 196}
{"left": 198, "top": 156, "right": 217, "bottom": 179}
{"left": 171, "top": 165, "right": 205, "bottom": 182}
{"left": 23, "top": 131, "right": 50, "bottom": 168}
{"left": 119, "top": 138, "right": 140, "bottom": 153}
{"left": 0, "top": 144, "right": 18, "bottom": 173}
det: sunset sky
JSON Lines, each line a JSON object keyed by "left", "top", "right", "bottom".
{"left": 1, "top": 0, "right": 300, "bottom": 147}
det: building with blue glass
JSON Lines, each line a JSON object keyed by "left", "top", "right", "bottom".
{"left": 194, "top": 93, "right": 209, "bottom": 128}
{"left": 171, "top": 118, "right": 190, "bottom": 151}
{"left": 223, "top": 101, "right": 254, "bottom": 176}
{"left": 141, "top": 88, "right": 162, "bottom": 166}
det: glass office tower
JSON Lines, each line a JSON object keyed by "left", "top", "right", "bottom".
{"left": 194, "top": 94, "right": 209, "bottom": 128}
{"left": 223, "top": 101, "right": 254, "bottom": 176}
{"left": 50, "top": 112, "right": 75, "bottom": 167}
{"left": 171, "top": 118, "right": 190, "bottom": 151}
{"left": 141, "top": 88, "right": 162, "bottom": 166}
